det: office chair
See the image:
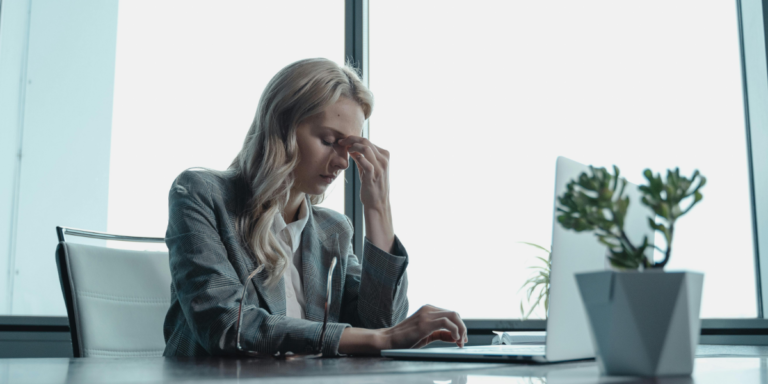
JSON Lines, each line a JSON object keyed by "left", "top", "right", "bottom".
{"left": 55, "top": 226, "right": 170, "bottom": 357}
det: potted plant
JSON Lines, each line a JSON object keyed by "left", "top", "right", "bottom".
{"left": 557, "top": 165, "right": 706, "bottom": 377}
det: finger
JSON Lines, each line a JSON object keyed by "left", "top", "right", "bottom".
{"left": 432, "top": 317, "right": 461, "bottom": 341}
{"left": 415, "top": 330, "right": 454, "bottom": 349}
{"left": 352, "top": 152, "right": 375, "bottom": 180}
{"left": 370, "top": 143, "right": 390, "bottom": 162}
{"left": 373, "top": 144, "right": 389, "bottom": 156}
{"left": 365, "top": 143, "right": 388, "bottom": 166}
{"left": 348, "top": 143, "right": 381, "bottom": 169}
{"left": 446, "top": 312, "right": 468, "bottom": 347}
{"left": 340, "top": 136, "right": 386, "bottom": 157}
{"left": 423, "top": 310, "right": 467, "bottom": 347}
{"left": 341, "top": 137, "right": 388, "bottom": 165}
{"left": 364, "top": 142, "right": 386, "bottom": 163}
{"left": 337, "top": 136, "right": 367, "bottom": 147}
{"left": 434, "top": 330, "right": 458, "bottom": 343}
{"left": 427, "top": 311, "right": 466, "bottom": 334}
{"left": 409, "top": 330, "right": 465, "bottom": 350}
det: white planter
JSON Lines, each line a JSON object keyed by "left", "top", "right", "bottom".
{"left": 575, "top": 271, "right": 704, "bottom": 377}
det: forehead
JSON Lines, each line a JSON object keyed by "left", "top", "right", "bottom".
{"left": 311, "top": 97, "right": 365, "bottom": 137}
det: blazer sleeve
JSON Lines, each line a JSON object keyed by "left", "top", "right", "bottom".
{"left": 339, "top": 217, "right": 409, "bottom": 328}
{"left": 166, "top": 171, "right": 348, "bottom": 356}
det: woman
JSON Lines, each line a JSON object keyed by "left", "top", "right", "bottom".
{"left": 163, "top": 58, "right": 467, "bottom": 357}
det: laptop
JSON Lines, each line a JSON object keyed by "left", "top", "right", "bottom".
{"left": 382, "top": 156, "right": 654, "bottom": 363}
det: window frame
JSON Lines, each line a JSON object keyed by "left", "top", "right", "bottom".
{"left": 741, "top": 0, "right": 768, "bottom": 319}
{"left": 349, "top": 0, "right": 768, "bottom": 339}
{"left": 3, "top": 0, "right": 768, "bottom": 345}
{"left": 344, "top": 0, "right": 367, "bottom": 256}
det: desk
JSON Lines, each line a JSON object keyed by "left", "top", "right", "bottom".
{"left": 1, "top": 345, "right": 766, "bottom": 384}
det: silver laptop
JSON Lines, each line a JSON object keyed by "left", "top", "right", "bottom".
{"left": 382, "top": 156, "right": 654, "bottom": 363}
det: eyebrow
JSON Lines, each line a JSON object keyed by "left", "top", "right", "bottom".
{"left": 318, "top": 126, "right": 355, "bottom": 138}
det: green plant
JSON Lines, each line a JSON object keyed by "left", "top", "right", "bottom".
{"left": 556, "top": 166, "right": 706, "bottom": 270}
{"left": 518, "top": 242, "right": 551, "bottom": 320}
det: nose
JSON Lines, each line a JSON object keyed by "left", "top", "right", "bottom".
{"left": 330, "top": 144, "right": 349, "bottom": 171}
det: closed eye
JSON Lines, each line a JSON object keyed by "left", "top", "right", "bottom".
{"left": 320, "top": 138, "right": 339, "bottom": 147}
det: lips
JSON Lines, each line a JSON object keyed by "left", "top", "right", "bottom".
{"left": 320, "top": 174, "right": 337, "bottom": 183}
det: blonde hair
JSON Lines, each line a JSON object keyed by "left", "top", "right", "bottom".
{"left": 229, "top": 58, "right": 373, "bottom": 285}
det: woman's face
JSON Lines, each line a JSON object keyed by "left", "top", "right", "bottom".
{"left": 293, "top": 97, "right": 365, "bottom": 195}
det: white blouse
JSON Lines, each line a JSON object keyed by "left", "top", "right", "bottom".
{"left": 271, "top": 198, "right": 309, "bottom": 319}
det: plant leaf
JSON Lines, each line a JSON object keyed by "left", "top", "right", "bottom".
{"left": 518, "top": 242, "right": 551, "bottom": 254}
{"left": 535, "top": 256, "right": 551, "bottom": 266}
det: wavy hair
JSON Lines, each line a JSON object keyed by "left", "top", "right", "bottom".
{"left": 229, "top": 58, "right": 373, "bottom": 286}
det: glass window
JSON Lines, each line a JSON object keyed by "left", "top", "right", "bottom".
{"left": 4, "top": 0, "right": 345, "bottom": 316}
{"left": 370, "top": 0, "right": 755, "bottom": 318}
{"left": 107, "top": 0, "right": 346, "bottom": 253}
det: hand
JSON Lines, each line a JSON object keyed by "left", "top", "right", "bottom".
{"left": 380, "top": 305, "right": 468, "bottom": 349}
{"left": 337, "top": 136, "right": 390, "bottom": 212}
{"left": 338, "top": 136, "right": 394, "bottom": 251}
{"left": 337, "top": 305, "right": 467, "bottom": 355}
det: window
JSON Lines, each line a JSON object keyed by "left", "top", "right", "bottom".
{"left": 0, "top": 0, "right": 762, "bottom": 322}
{"left": 0, "top": 0, "right": 344, "bottom": 316}
{"left": 107, "top": 0, "right": 346, "bottom": 252}
{"left": 369, "top": 0, "right": 755, "bottom": 318}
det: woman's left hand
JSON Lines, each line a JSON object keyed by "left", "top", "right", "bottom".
{"left": 338, "top": 136, "right": 394, "bottom": 252}
{"left": 338, "top": 136, "right": 390, "bottom": 211}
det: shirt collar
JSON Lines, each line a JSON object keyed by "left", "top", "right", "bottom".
{"left": 272, "top": 196, "right": 310, "bottom": 253}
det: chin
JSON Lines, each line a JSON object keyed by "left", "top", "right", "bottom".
{"left": 310, "top": 185, "right": 329, "bottom": 196}
{"left": 300, "top": 184, "right": 327, "bottom": 196}
{"left": 293, "top": 180, "right": 325, "bottom": 196}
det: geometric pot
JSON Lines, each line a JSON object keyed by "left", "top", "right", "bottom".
{"left": 575, "top": 270, "right": 704, "bottom": 377}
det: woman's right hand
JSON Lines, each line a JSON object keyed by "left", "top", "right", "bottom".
{"left": 338, "top": 305, "right": 468, "bottom": 355}
{"left": 379, "top": 305, "right": 468, "bottom": 349}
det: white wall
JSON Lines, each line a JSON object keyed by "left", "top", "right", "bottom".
{"left": 0, "top": 0, "right": 119, "bottom": 315}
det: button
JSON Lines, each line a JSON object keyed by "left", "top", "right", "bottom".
{"left": 287, "top": 290, "right": 293, "bottom": 299}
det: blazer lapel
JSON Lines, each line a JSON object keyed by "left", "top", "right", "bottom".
{"left": 251, "top": 268, "right": 286, "bottom": 316}
{"left": 302, "top": 208, "right": 342, "bottom": 322}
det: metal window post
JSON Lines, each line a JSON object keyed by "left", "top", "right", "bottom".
{"left": 344, "top": 0, "right": 367, "bottom": 256}
{"left": 737, "top": 0, "right": 768, "bottom": 318}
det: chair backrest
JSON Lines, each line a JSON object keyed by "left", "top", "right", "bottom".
{"left": 55, "top": 226, "right": 170, "bottom": 357}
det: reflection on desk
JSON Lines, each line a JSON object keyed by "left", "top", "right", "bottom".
{"left": 1, "top": 345, "right": 767, "bottom": 384}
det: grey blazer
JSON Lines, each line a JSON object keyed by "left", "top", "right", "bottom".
{"left": 162, "top": 169, "right": 409, "bottom": 357}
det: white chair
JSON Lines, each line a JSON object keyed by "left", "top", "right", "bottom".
{"left": 55, "top": 226, "right": 170, "bottom": 357}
